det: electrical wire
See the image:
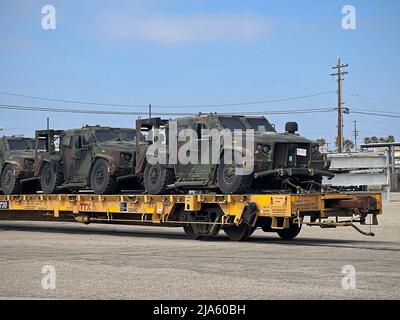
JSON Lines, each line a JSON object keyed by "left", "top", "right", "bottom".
{"left": 0, "top": 90, "right": 336, "bottom": 108}
{"left": 344, "top": 90, "right": 400, "bottom": 109}
{"left": 0, "top": 103, "right": 335, "bottom": 116}
{"left": 350, "top": 110, "right": 400, "bottom": 118}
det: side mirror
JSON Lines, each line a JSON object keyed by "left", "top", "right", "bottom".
{"left": 285, "top": 122, "right": 298, "bottom": 134}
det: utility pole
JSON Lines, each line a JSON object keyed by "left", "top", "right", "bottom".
{"left": 353, "top": 120, "right": 359, "bottom": 152}
{"left": 149, "top": 104, "right": 152, "bottom": 119}
{"left": 331, "top": 57, "right": 348, "bottom": 153}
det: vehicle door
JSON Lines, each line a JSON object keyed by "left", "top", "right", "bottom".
{"left": 60, "top": 134, "right": 74, "bottom": 182}
{"left": 175, "top": 119, "right": 214, "bottom": 182}
{"left": 71, "top": 133, "right": 92, "bottom": 182}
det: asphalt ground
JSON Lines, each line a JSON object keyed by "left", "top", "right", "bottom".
{"left": 0, "top": 194, "right": 399, "bottom": 300}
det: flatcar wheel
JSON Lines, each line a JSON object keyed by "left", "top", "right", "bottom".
{"left": 183, "top": 224, "right": 201, "bottom": 240}
{"left": 223, "top": 224, "right": 252, "bottom": 241}
{"left": 249, "top": 226, "right": 257, "bottom": 236}
{"left": 277, "top": 221, "right": 302, "bottom": 240}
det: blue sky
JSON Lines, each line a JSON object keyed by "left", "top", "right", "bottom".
{"left": 0, "top": 0, "right": 399, "bottom": 148}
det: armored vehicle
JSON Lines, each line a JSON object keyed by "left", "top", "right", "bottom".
{"left": 33, "top": 126, "right": 138, "bottom": 194}
{"left": 0, "top": 136, "right": 38, "bottom": 194}
{"left": 135, "top": 114, "right": 332, "bottom": 194}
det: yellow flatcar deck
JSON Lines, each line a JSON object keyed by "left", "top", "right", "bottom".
{"left": 0, "top": 192, "right": 382, "bottom": 231}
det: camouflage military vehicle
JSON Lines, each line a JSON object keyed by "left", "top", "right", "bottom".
{"left": 0, "top": 136, "right": 38, "bottom": 194}
{"left": 135, "top": 114, "right": 332, "bottom": 194}
{"left": 33, "top": 126, "right": 138, "bottom": 194}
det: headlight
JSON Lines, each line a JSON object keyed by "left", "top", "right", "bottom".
{"left": 120, "top": 152, "right": 132, "bottom": 162}
{"left": 24, "top": 159, "right": 34, "bottom": 167}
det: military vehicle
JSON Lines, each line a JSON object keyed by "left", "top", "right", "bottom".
{"left": 0, "top": 136, "right": 38, "bottom": 194}
{"left": 135, "top": 114, "right": 333, "bottom": 194}
{"left": 32, "top": 126, "right": 139, "bottom": 194}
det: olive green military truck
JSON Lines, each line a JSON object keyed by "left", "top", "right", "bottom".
{"left": 32, "top": 126, "right": 139, "bottom": 194}
{"left": 0, "top": 136, "right": 38, "bottom": 194}
{"left": 135, "top": 114, "right": 333, "bottom": 194}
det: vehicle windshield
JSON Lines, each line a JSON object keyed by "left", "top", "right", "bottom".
{"left": 7, "top": 139, "right": 31, "bottom": 150}
{"left": 219, "top": 117, "right": 245, "bottom": 130}
{"left": 245, "top": 117, "right": 275, "bottom": 132}
{"left": 94, "top": 130, "right": 120, "bottom": 142}
{"left": 37, "top": 138, "right": 48, "bottom": 151}
{"left": 120, "top": 130, "right": 136, "bottom": 142}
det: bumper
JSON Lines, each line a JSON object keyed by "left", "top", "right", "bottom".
{"left": 106, "top": 165, "right": 132, "bottom": 177}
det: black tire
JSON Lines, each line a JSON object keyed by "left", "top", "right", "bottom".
{"left": 90, "top": 159, "right": 118, "bottom": 194}
{"left": 217, "top": 153, "right": 253, "bottom": 194}
{"left": 1, "top": 164, "right": 22, "bottom": 195}
{"left": 277, "top": 220, "right": 302, "bottom": 240}
{"left": 40, "top": 162, "right": 63, "bottom": 194}
{"left": 143, "top": 162, "right": 175, "bottom": 194}
{"left": 223, "top": 224, "right": 253, "bottom": 241}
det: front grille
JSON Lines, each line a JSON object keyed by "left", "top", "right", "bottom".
{"left": 273, "top": 143, "right": 310, "bottom": 168}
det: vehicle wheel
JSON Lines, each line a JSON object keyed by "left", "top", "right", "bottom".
{"left": 40, "top": 162, "right": 63, "bottom": 194}
{"left": 90, "top": 159, "right": 118, "bottom": 194}
{"left": 223, "top": 224, "right": 252, "bottom": 241}
{"left": 217, "top": 153, "right": 253, "bottom": 194}
{"left": 1, "top": 164, "right": 22, "bottom": 195}
{"left": 183, "top": 224, "right": 201, "bottom": 240}
{"left": 143, "top": 162, "right": 175, "bottom": 194}
{"left": 277, "top": 220, "right": 302, "bottom": 240}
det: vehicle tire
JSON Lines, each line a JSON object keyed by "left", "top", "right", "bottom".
{"left": 277, "top": 220, "right": 302, "bottom": 240}
{"left": 223, "top": 224, "right": 253, "bottom": 241}
{"left": 1, "top": 164, "right": 22, "bottom": 195}
{"left": 143, "top": 162, "right": 175, "bottom": 194}
{"left": 90, "top": 159, "right": 118, "bottom": 194}
{"left": 40, "top": 162, "right": 63, "bottom": 194}
{"left": 217, "top": 153, "right": 253, "bottom": 194}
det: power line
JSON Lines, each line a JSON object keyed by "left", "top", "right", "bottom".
{"left": 350, "top": 110, "right": 400, "bottom": 118}
{"left": 0, "top": 103, "right": 190, "bottom": 116}
{"left": 153, "top": 91, "right": 337, "bottom": 108}
{"left": 344, "top": 90, "right": 400, "bottom": 109}
{"left": 0, "top": 90, "right": 336, "bottom": 109}
{"left": 0, "top": 103, "right": 335, "bottom": 116}
{"left": 351, "top": 107, "right": 400, "bottom": 115}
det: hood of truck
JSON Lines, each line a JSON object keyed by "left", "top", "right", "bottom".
{"left": 8, "top": 150, "right": 35, "bottom": 159}
{"left": 243, "top": 131, "right": 312, "bottom": 145}
{"left": 96, "top": 141, "right": 135, "bottom": 152}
